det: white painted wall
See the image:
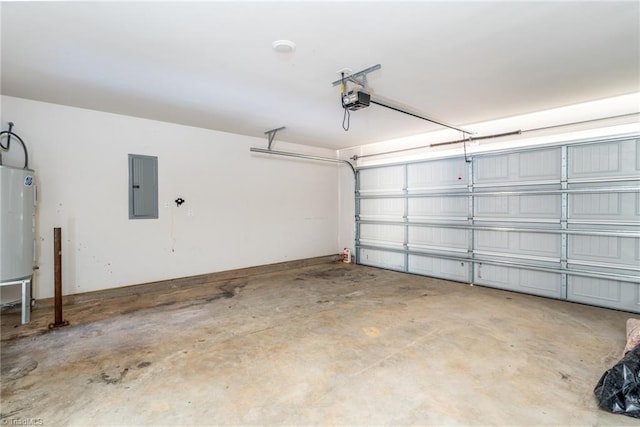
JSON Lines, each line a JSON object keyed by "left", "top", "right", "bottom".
{"left": 337, "top": 93, "right": 640, "bottom": 254}
{"left": 1, "top": 96, "right": 340, "bottom": 299}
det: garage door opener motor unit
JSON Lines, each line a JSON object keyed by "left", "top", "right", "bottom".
{"left": 333, "top": 64, "right": 471, "bottom": 135}
{"left": 342, "top": 89, "right": 370, "bottom": 111}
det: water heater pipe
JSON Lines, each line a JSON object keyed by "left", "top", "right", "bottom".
{"left": 0, "top": 122, "right": 29, "bottom": 169}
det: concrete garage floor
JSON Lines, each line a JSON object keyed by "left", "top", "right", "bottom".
{"left": 0, "top": 261, "right": 636, "bottom": 426}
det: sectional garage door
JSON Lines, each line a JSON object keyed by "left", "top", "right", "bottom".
{"left": 356, "top": 136, "right": 640, "bottom": 313}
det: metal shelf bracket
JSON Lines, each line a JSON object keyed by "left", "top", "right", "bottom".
{"left": 265, "top": 127, "right": 285, "bottom": 150}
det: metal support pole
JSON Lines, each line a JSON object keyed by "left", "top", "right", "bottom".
{"left": 21, "top": 278, "right": 31, "bottom": 324}
{"left": 49, "top": 227, "right": 69, "bottom": 329}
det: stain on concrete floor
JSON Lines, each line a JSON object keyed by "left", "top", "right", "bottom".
{"left": 0, "top": 262, "right": 635, "bottom": 426}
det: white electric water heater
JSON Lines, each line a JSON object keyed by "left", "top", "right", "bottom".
{"left": 0, "top": 165, "right": 35, "bottom": 282}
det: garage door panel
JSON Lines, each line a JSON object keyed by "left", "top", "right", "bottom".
{"left": 408, "top": 227, "right": 468, "bottom": 251}
{"left": 518, "top": 149, "right": 561, "bottom": 180}
{"left": 476, "top": 155, "right": 509, "bottom": 182}
{"left": 474, "top": 264, "right": 562, "bottom": 298}
{"left": 408, "top": 197, "right": 467, "bottom": 219}
{"left": 475, "top": 230, "right": 560, "bottom": 260}
{"left": 518, "top": 233, "right": 561, "bottom": 258}
{"left": 568, "top": 276, "right": 640, "bottom": 313}
{"left": 475, "top": 195, "right": 560, "bottom": 219}
{"left": 570, "top": 192, "right": 638, "bottom": 221}
{"left": 358, "top": 248, "right": 405, "bottom": 271}
{"left": 359, "top": 199, "right": 404, "bottom": 220}
{"left": 519, "top": 270, "right": 562, "bottom": 296}
{"left": 359, "top": 166, "right": 404, "bottom": 194}
{"left": 359, "top": 224, "right": 404, "bottom": 247}
{"left": 569, "top": 139, "right": 639, "bottom": 179}
{"left": 520, "top": 195, "right": 561, "bottom": 216}
{"left": 570, "top": 143, "right": 620, "bottom": 176}
{"left": 408, "top": 255, "right": 470, "bottom": 282}
{"left": 407, "top": 159, "right": 468, "bottom": 190}
{"left": 476, "top": 229, "right": 509, "bottom": 251}
{"left": 476, "top": 196, "right": 509, "bottom": 215}
{"left": 568, "top": 235, "right": 640, "bottom": 265}
{"left": 475, "top": 148, "right": 560, "bottom": 185}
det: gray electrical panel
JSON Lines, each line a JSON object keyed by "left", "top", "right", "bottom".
{"left": 128, "top": 154, "right": 158, "bottom": 219}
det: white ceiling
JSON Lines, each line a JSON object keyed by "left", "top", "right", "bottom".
{"left": 1, "top": 1, "right": 638, "bottom": 150}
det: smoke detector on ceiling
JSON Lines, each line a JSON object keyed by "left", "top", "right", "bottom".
{"left": 272, "top": 40, "right": 296, "bottom": 53}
